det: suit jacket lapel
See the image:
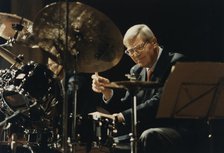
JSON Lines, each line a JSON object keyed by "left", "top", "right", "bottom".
{"left": 151, "top": 49, "right": 173, "bottom": 82}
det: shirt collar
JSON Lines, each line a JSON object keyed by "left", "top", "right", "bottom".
{"left": 147, "top": 46, "right": 162, "bottom": 71}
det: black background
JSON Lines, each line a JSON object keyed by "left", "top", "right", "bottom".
{"left": 1, "top": 0, "right": 224, "bottom": 76}
{"left": 0, "top": 0, "right": 224, "bottom": 114}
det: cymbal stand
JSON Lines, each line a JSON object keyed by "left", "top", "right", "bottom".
{"left": 128, "top": 89, "right": 138, "bottom": 153}
{"left": 124, "top": 74, "right": 139, "bottom": 153}
{"left": 61, "top": 1, "right": 70, "bottom": 153}
{"left": 61, "top": 1, "right": 80, "bottom": 153}
{"left": 67, "top": 63, "right": 79, "bottom": 153}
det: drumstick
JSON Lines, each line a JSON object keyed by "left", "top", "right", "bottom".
{"left": 95, "top": 72, "right": 100, "bottom": 82}
{"left": 95, "top": 72, "right": 110, "bottom": 85}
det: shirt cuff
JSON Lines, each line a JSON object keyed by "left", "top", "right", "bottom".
{"left": 102, "top": 89, "right": 114, "bottom": 104}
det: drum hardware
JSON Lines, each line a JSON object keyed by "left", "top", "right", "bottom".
{"left": 0, "top": 1, "right": 124, "bottom": 153}
{"left": 24, "top": 129, "right": 41, "bottom": 146}
{"left": 31, "top": 1, "right": 123, "bottom": 153}
{"left": 88, "top": 112, "right": 117, "bottom": 152}
{"left": 10, "top": 133, "right": 17, "bottom": 153}
{"left": 0, "top": 12, "right": 61, "bottom": 153}
{"left": 1, "top": 122, "right": 11, "bottom": 143}
{"left": 112, "top": 134, "right": 131, "bottom": 151}
{"left": 5, "top": 21, "right": 25, "bottom": 46}
{"left": 0, "top": 144, "right": 33, "bottom": 153}
{"left": 113, "top": 134, "right": 130, "bottom": 144}
{"left": 0, "top": 109, "right": 28, "bottom": 127}
{"left": 0, "top": 121, "right": 36, "bottom": 153}
{"left": 0, "top": 96, "right": 39, "bottom": 127}
{"left": 0, "top": 62, "right": 63, "bottom": 152}
{"left": 12, "top": 21, "right": 25, "bottom": 41}
{"left": 24, "top": 128, "right": 55, "bottom": 147}
{"left": 0, "top": 12, "right": 34, "bottom": 47}
{"left": 103, "top": 80, "right": 162, "bottom": 153}
{"left": 0, "top": 46, "right": 24, "bottom": 69}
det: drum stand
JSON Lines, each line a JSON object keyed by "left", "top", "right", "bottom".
{"left": 112, "top": 87, "right": 138, "bottom": 153}
{"left": 129, "top": 89, "right": 138, "bottom": 153}
{"left": 61, "top": 2, "right": 80, "bottom": 153}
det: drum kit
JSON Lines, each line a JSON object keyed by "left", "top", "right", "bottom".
{"left": 0, "top": 1, "right": 124, "bottom": 153}
{"left": 0, "top": 1, "right": 159, "bottom": 153}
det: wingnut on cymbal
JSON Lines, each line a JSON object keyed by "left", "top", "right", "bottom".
{"left": 0, "top": 12, "right": 34, "bottom": 46}
{"left": 33, "top": 2, "right": 124, "bottom": 73}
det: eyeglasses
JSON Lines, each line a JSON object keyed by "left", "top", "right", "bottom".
{"left": 125, "top": 42, "right": 148, "bottom": 56}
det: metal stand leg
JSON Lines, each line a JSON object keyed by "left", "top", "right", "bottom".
{"left": 130, "top": 95, "right": 137, "bottom": 153}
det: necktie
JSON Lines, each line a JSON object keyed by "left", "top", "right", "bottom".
{"left": 147, "top": 69, "right": 153, "bottom": 81}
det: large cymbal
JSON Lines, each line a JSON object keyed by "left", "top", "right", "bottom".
{"left": 105, "top": 81, "right": 162, "bottom": 90}
{"left": 0, "top": 12, "right": 33, "bottom": 45}
{"left": 33, "top": 2, "right": 124, "bottom": 73}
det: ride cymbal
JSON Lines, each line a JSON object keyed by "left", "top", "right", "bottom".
{"left": 33, "top": 2, "right": 124, "bottom": 73}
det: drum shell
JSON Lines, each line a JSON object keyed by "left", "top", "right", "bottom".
{"left": 0, "top": 63, "right": 62, "bottom": 122}
{"left": 0, "top": 63, "right": 63, "bottom": 147}
{"left": 74, "top": 115, "right": 115, "bottom": 153}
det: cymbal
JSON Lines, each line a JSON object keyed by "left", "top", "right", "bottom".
{"left": 0, "top": 12, "right": 33, "bottom": 45}
{"left": 105, "top": 81, "right": 162, "bottom": 90}
{"left": 33, "top": 2, "right": 124, "bottom": 73}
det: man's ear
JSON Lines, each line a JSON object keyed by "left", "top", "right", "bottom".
{"left": 152, "top": 42, "right": 158, "bottom": 49}
{"left": 151, "top": 37, "right": 157, "bottom": 46}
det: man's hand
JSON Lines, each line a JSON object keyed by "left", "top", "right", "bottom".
{"left": 89, "top": 111, "right": 115, "bottom": 121}
{"left": 91, "top": 72, "right": 113, "bottom": 100}
{"left": 88, "top": 112, "right": 125, "bottom": 124}
{"left": 112, "top": 113, "right": 125, "bottom": 123}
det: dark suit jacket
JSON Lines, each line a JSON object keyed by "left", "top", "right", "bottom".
{"left": 108, "top": 48, "right": 187, "bottom": 132}
{"left": 104, "top": 49, "right": 222, "bottom": 152}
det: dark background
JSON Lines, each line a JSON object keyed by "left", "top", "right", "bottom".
{"left": 0, "top": 0, "right": 224, "bottom": 111}
{"left": 42, "top": 0, "right": 224, "bottom": 79}
{"left": 0, "top": 1, "right": 224, "bottom": 152}
{"left": 1, "top": 0, "right": 224, "bottom": 68}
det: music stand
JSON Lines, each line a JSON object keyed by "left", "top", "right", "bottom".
{"left": 157, "top": 62, "right": 224, "bottom": 153}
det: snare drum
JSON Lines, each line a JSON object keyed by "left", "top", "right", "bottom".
{"left": 91, "top": 115, "right": 115, "bottom": 148}
{"left": 74, "top": 114, "right": 116, "bottom": 153}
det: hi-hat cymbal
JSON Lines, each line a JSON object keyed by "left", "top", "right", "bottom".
{"left": 33, "top": 2, "right": 124, "bottom": 73}
{"left": 105, "top": 81, "right": 162, "bottom": 90}
{"left": 0, "top": 12, "right": 33, "bottom": 45}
